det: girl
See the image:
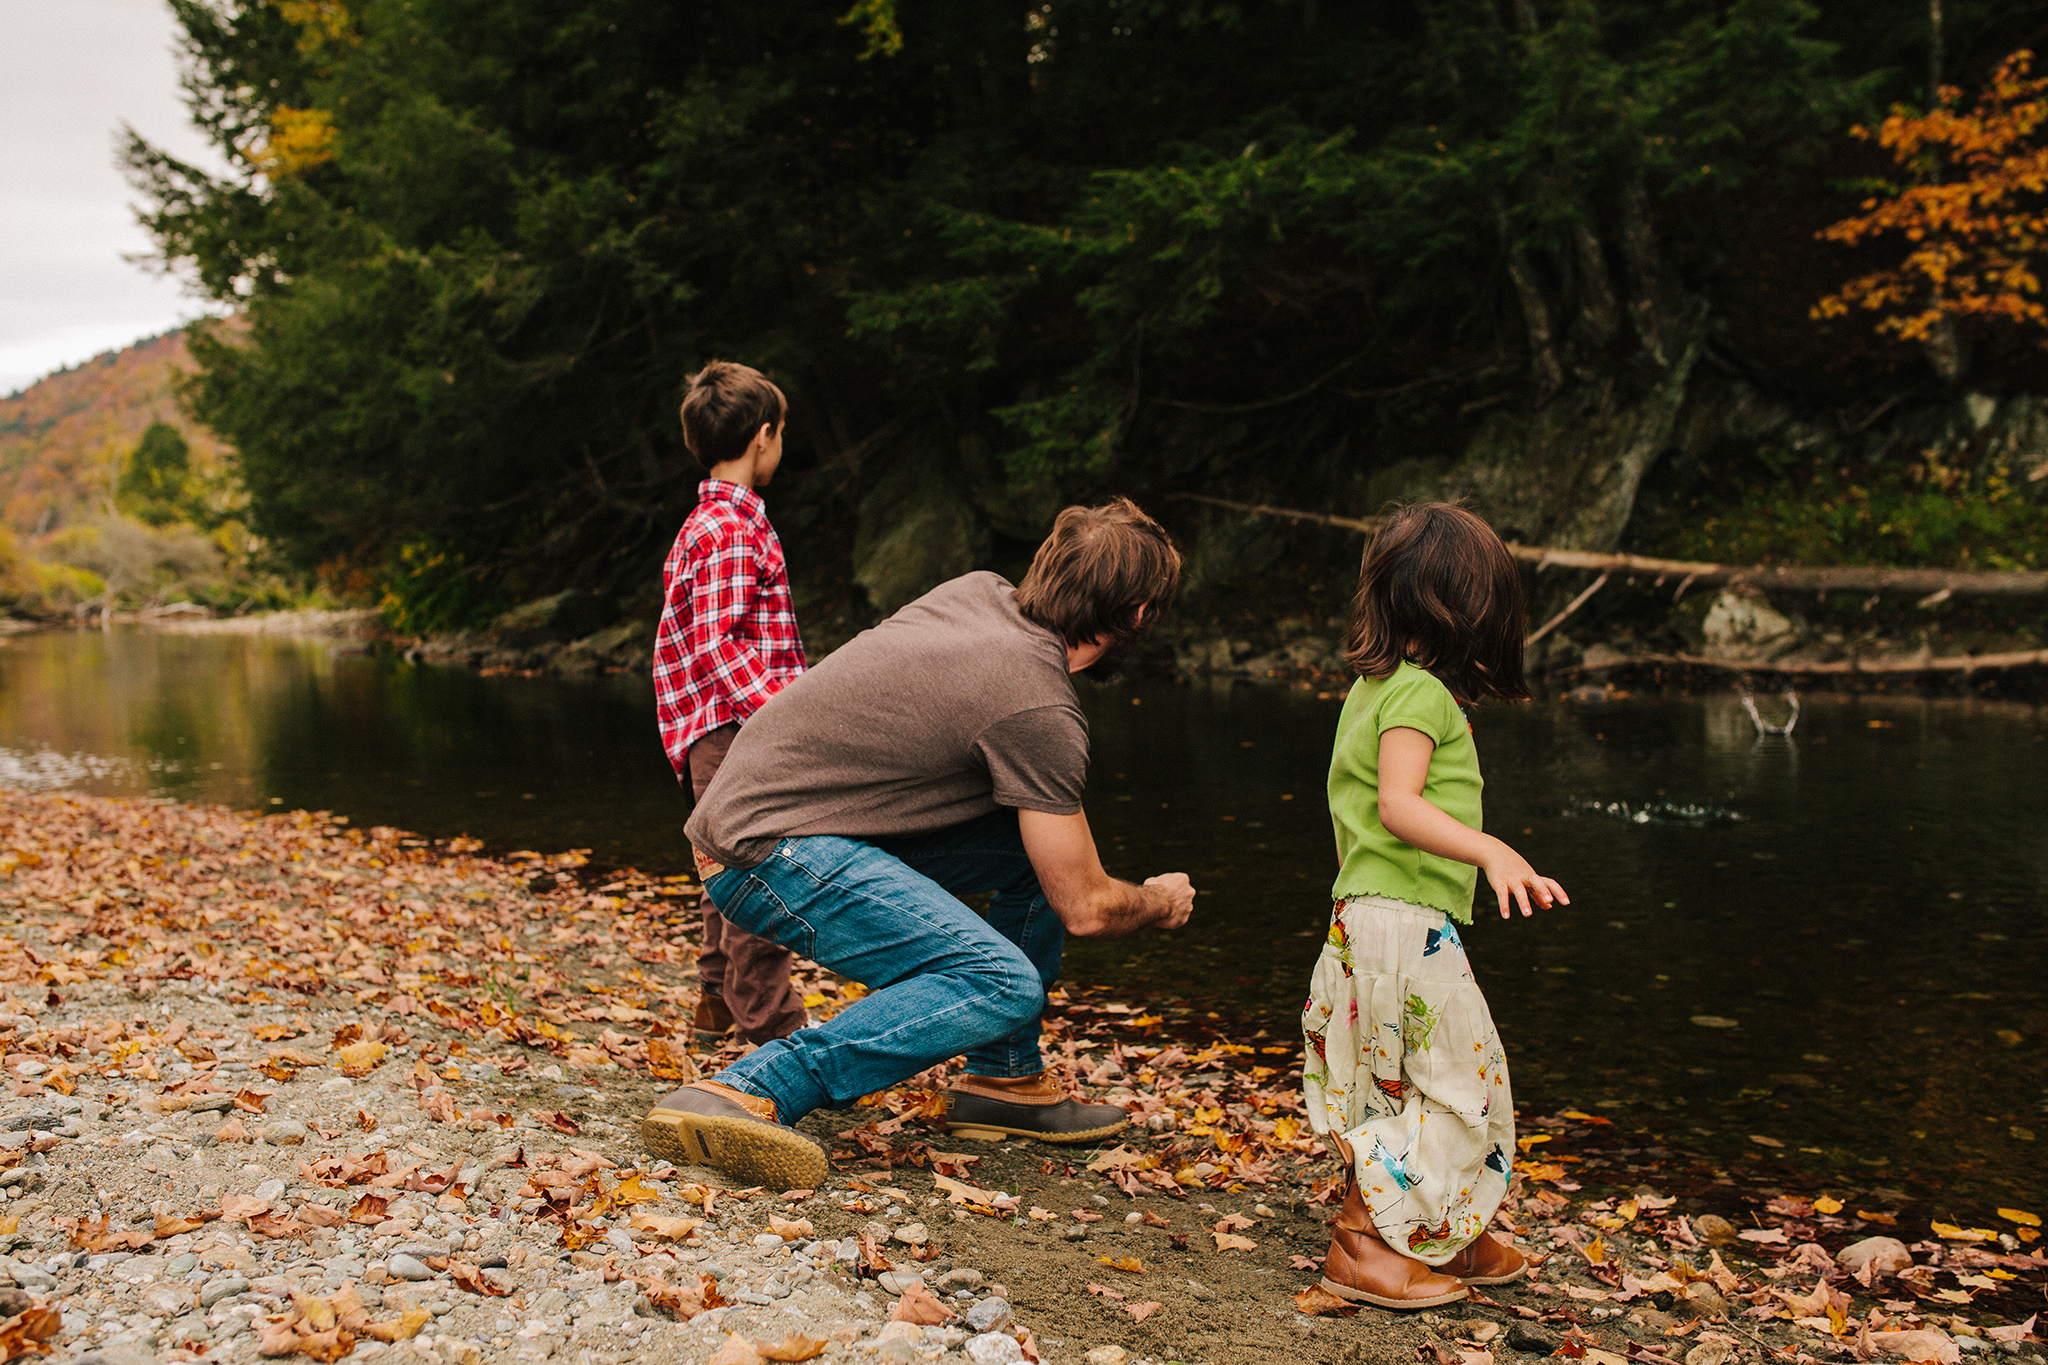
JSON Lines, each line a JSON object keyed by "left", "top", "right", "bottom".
{"left": 1302, "top": 502, "right": 1568, "bottom": 1310}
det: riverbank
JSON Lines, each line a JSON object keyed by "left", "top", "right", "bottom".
{"left": 0, "top": 789, "right": 2038, "bottom": 1364}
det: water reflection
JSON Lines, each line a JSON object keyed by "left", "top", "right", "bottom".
{"left": 0, "top": 627, "right": 2042, "bottom": 1208}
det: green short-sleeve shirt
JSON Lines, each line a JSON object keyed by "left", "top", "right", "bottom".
{"left": 1328, "top": 661, "right": 1484, "bottom": 923}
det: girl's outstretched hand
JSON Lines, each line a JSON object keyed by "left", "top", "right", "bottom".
{"left": 1480, "top": 843, "right": 1569, "bottom": 919}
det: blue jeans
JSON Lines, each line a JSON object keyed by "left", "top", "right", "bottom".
{"left": 701, "top": 809, "right": 1064, "bottom": 1122}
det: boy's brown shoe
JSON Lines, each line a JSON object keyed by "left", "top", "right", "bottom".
{"left": 693, "top": 991, "right": 735, "bottom": 1037}
{"left": 1442, "top": 1231, "right": 1528, "bottom": 1284}
{"left": 944, "top": 1072, "right": 1129, "bottom": 1144}
{"left": 641, "top": 1081, "right": 828, "bottom": 1190}
{"left": 1320, "top": 1175, "right": 1469, "bottom": 1310}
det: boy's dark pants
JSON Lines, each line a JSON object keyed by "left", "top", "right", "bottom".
{"left": 687, "top": 724, "right": 807, "bottom": 1044}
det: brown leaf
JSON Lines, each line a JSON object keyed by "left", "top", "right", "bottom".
{"left": 1124, "top": 1300, "right": 1164, "bottom": 1322}
{"left": 294, "top": 1326, "right": 355, "bottom": 1363}
{"left": 627, "top": 1212, "right": 704, "bottom": 1242}
{"left": 0, "top": 1304, "right": 62, "bottom": 1359}
{"left": 768, "top": 1214, "right": 813, "bottom": 1241}
{"left": 1294, "top": 1284, "right": 1360, "bottom": 1317}
{"left": 215, "top": 1116, "right": 250, "bottom": 1143}
{"left": 233, "top": 1087, "right": 272, "bottom": 1113}
{"left": 220, "top": 1194, "right": 272, "bottom": 1222}
{"left": 447, "top": 1261, "right": 513, "bottom": 1297}
{"left": 297, "top": 1203, "right": 347, "bottom": 1228}
{"left": 707, "top": 1335, "right": 764, "bottom": 1365}
{"left": 247, "top": 1211, "right": 305, "bottom": 1240}
{"left": 647, "top": 1036, "right": 697, "bottom": 1081}
{"left": 153, "top": 1211, "right": 213, "bottom": 1238}
{"left": 357, "top": 1108, "right": 377, "bottom": 1132}
{"left": 888, "top": 1280, "right": 955, "bottom": 1325}
{"left": 753, "top": 1336, "right": 830, "bottom": 1362}
{"left": 1139, "top": 1210, "right": 1171, "bottom": 1228}
{"left": 535, "top": 1110, "right": 581, "bottom": 1135}
{"left": 1098, "top": 1255, "right": 1145, "bottom": 1273}
{"left": 1212, "top": 1230, "right": 1258, "bottom": 1252}
{"left": 347, "top": 1192, "right": 390, "bottom": 1224}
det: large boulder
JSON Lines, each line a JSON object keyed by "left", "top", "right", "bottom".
{"left": 486, "top": 589, "right": 609, "bottom": 650}
{"left": 854, "top": 448, "right": 989, "bottom": 617}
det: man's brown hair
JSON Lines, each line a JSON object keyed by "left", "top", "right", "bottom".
{"left": 1015, "top": 498, "right": 1182, "bottom": 650}
{"left": 1343, "top": 502, "right": 1530, "bottom": 702}
{"left": 680, "top": 360, "right": 787, "bottom": 470}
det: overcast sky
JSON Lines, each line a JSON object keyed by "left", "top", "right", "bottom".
{"left": 0, "top": 0, "right": 229, "bottom": 394}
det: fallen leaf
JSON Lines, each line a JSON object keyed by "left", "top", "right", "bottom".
{"left": 753, "top": 1337, "right": 830, "bottom": 1363}
{"left": 611, "top": 1174, "right": 661, "bottom": 1206}
{"left": 1124, "top": 1300, "right": 1163, "bottom": 1322}
{"left": 1930, "top": 1222, "right": 1997, "bottom": 1242}
{"left": 1212, "top": 1230, "right": 1258, "bottom": 1252}
{"left": 1814, "top": 1196, "right": 1845, "bottom": 1215}
{"left": 447, "top": 1261, "right": 514, "bottom": 1297}
{"left": 359, "top": 1307, "right": 431, "bottom": 1343}
{"left": 1293, "top": 1284, "right": 1359, "bottom": 1316}
{"left": 707, "top": 1335, "right": 764, "bottom": 1365}
{"left": 221, "top": 1194, "right": 271, "bottom": 1222}
{"left": 296, "top": 1204, "right": 346, "bottom": 1228}
{"left": 535, "top": 1110, "right": 581, "bottom": 1135}
{"left": 1585, "top": 1235, "right": 1609, "bottom": 1265}
{"left": 1997, "top": 1208, "right": 2040, "bottom": 1228}
{"left": 888, "top": 1280, "right": 954, "bottom": 1325}
{"left": 1139, "top": 1210, "right": 1171, "bottom": 1228}
{"left": 1098, "top": 1255, "right": 1145, "bottom": 1273}
{"left": 1086, "top": 1283, "right": 1126, "bottom": 1301}
{"left": 1740, "top": 1228, "right": 1790, "bottom": 1246}
{"left": 768, "top": 1214, "right": 813, "bottom": 1241}
{"left": 1985, "top": 1318, "right": 2036, "bottom": 1345}
{"left": 628, "top": 1213, "right": 704, "bottom": 1242}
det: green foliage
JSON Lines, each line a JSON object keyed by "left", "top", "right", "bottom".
{"left": 1669, "top": 448, "right": 2048, "bottom": 571}
{"left": 121, "top": 0, "right": 1915, "bottom": 623}
{"left": 117, "top": 421, "right": 209, "bottom": 528}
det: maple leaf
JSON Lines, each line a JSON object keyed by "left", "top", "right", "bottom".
{"left": 1293, "top": 1284, "right": 1359, "bottom": 1317}
{"left": 1124, "top": 1300, "right": 1163, "bottom": 1322}
{"left": 753, "top": 1335, "right": 830, "bottom": 1362}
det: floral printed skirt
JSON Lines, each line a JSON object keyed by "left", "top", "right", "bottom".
{"left": 1300, "top": 894, "right": 1516, "bottom": 1265}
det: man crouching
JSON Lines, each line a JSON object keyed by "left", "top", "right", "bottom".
{"left": 643, "top": 498, "right": 1198, "bottom": 1189}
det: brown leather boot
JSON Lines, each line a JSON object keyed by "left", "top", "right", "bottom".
{"left": 1442, "top": 1230, "right": 1529, "bottom": 1284}
{"left": 693, "top": 991, "right": 735, "bottom": 1037}
{"left": 1320, "top": 1176, "right": 1470, "bottom": 1309}
{"left": 945, "top": 1072, "right": 1129, "bottom": 1144}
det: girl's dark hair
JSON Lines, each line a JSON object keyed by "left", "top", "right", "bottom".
{"left": 1343, "top": 502, "right": 1530, "bottom": 702}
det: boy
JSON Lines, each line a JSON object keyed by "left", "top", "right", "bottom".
{"left": 652, "top": 360, "right": 808, "bottom": 1045}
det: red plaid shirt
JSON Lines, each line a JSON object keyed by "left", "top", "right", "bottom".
{"left": 653, "top": 480, "right": 806, "bottom": 775}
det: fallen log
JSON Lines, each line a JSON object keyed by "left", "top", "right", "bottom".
{"left": 1564, "top": 648, "right": 2048, "bottom": 676}
{"left": 1169, "top": 493, "right": 2048, "bottom": 599}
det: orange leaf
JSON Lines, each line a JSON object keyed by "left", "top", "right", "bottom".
{"left": 1123, "top": 1300, "right": 1164, "bottom": 1322}
{"left": 754, "top": 1335, "right": 830, "bottom": 1362}
{"left": 888, "top": 1280, "right": 955, "bottom": 1325}
{"left": 1097, "top": 1255, "right": 1145, "bottom": 1273}
{"left": 1293, "top": 1284, "right": 1359, "bottom": 1317}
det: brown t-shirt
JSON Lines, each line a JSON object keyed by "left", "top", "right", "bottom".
{"left": 685, "top": 571, "right": 1089, "bottom": 869}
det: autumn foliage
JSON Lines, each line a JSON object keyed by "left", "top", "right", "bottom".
{"left": 1815, "top": 50, "right": 2048, "bottom": 343}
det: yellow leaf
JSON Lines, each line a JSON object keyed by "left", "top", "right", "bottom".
{"left": 1931, "top": 1221, "right": 1997, "bottom": 1241}
{"left": 768, "top": 1215, "right": 813, "bottom": 1241}
{"left": 360, "top": 1307, "right": 431, "bottom": 1342}
{"left": 334, "top": 1040, "right": 388, "bottom": 1076}
{"left": 629, "top": 1212, "right": 705, "bottom": 1241}
{"left": 1997, "top": 1207, "right": 2041, "bottom": 1227}
{"left": 1097, "top": 1255, "right": 1145, "bottom": 1273}
{"left": 1813, "top": 1195, "right": 1844, "bottom": 1215}
{"left": 611, "top": 1174, "right": 662, "bottom": 1206}
{"left": 1517, "top": 1135, "right": 1553, "bottom": 1153}
{"left": 1584, "top": 1235, "right": 1608, "bottom": 1266}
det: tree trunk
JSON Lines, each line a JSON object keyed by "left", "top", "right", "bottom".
{"left": 1572, "top": 221, "right": 1622, "bottom": 342}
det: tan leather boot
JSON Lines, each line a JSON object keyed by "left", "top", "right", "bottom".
{"left": 1320, "top": 1176, "right": 1470, "bottom": 1309}
{"left": 1442, "top": 1230, "right": 1529, "bottom": 1284}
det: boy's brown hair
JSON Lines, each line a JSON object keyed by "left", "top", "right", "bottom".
{"left": 1015, "top": 498, "right": 1182, "bottom": 650}
{"left": 680, "top": 360, "right": 787, "bottom": 470}
{"left": 1343, "top": 502, "right": 1530, "bottom": 702}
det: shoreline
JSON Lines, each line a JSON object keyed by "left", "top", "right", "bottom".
{"left": 0, "top": 788, "right": 2037, "bottom": 1364}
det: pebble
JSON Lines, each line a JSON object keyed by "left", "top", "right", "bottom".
{"left": 964, "top": 1297, "right": 1012, "bottom": 1334}
{"left": 1509, "top": 1321, "right": 1562, "bottom": 1354}
{"left": 11, "top": 1265, "right": 55, "bottom": 1292}
{"left": 140, "top": 1282, "right": 192, "bottom": 1317}
{"left": 1693, "top": 1214, "right": 1738, "bottom": 1245}
{"left": 0, "top": 1133, "right": 29, "bottom": 1152}
{"left": 396, "top": 1240, "right": 451, "bottom": 1259}
{"left": 1086, "top": 1349, "right": 1130, "bottom": 1365}
{"left": 253, "top": 1178, "right": 288, "bottom": 1202}
{"left": 1186, "top": 1279, "right": 1217, "bottom": 1302}
{"left": 892, "top": 1222, "right": 928, "bottom": 1245}
{"left": 262, "top": 1119, "right": 309, "bottom": 1145}
{"left": 0, "top": 1288, "right": 28, "bottom": 1317}
{"left": 1061, "top": 1224, "right": 1088, "bottom": 1242}
{"left": 934, "top": 1268, "right": 985, "bottom": 1294}
{"left": 876, "top": 1270, "right": 923, "bottom": 1296}
{"left": 387, "top": 1254, "right": 434, "bottom": 1282}
{"left": 166, "top": 1252, "right": 199, "bottom": 1274}
{"left": 965, "top": 1332, "right": 1023, "bottom": 1365}
{"left": 200, "top": 1277, "right": 249, "bottom": 1308}
{"left": 752, "top": 1233, "right": 784, "bottom": 1250}
{"left": 188, "top": 1095, "right": 235, "bottom": 1113}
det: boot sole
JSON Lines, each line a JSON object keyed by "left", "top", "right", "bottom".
{"left": 1318, "top": 1275, "right": 1469, "bottom": 1310}
{"left": 945, "top": 1116, "right": 1130, "bottom": 1145}
{"left": 642, "top": 1107, "right": 829, "bottom": 1189}
{"left": 1458, "top": 1264, "right": 1528, "bottom": 1286}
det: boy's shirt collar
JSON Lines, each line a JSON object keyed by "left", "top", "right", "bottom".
{"left": 698, "top": 478, "right": 768, "bottom": 524}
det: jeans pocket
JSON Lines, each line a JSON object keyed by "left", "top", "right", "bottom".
{"left": 709, "top": 866, "right": 817, "bottom": 960}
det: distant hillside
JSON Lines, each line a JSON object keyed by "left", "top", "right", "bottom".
{"left": 0, "top": 326, "right": 234, "bottom": 536}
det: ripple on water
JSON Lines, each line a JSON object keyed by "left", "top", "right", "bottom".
{"left": 1565, "top": 798, "right": 1746, "bottom": 826}
{"left": 0, "top": 746, "right": 177, "bottom": 792}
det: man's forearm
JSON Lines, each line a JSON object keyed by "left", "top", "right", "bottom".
{"left": 1062, "top": 878, "right": 1171, "bottom": 938}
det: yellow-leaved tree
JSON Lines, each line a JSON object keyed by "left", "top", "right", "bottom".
{"left": 1814, "top": 50, "right": 2048, "bottom": 350}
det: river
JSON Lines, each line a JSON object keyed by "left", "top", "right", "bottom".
{"left": 2, "top": 626, "right": 2043, "bottom": 1212}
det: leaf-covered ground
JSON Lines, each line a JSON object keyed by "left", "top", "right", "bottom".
{"left": 0, "top": 789, "right": 2039, "bottom": 1365}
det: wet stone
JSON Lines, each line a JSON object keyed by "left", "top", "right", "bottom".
{"left": 1509, "top": 1322, "right": 1562, "bottom": 1354}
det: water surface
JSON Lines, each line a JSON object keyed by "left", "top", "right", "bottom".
{"left": 2, "top": 627, "right": 2042, "bottom": 1211}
